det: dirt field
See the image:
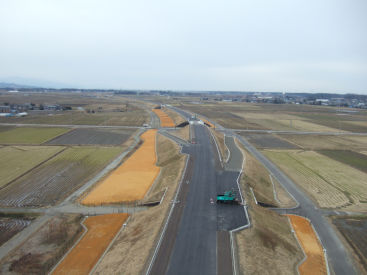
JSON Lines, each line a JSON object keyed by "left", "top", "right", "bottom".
{"left": 0, "top": 217, "right": 32, "bottom": 246}
{"left": 287, "top": 215, "right": 327, "bottom": 275}
{"left": 0, "top": 146, "right": 123, "bottom": 207}
{"left": 152, "top": 108, "right": 175, "bottom": 127}
{"left": 332, "top": 216, "right": 367, "bottom": 273}
{"left": 46, "top": 128, "right": 136, "bottom": 146}
{"left": 94, "top": 134, "right": 186, "bottom": 275}
{"left": 52, "top": 213, "right": 128, "bottom": 275}
{"left": 0, "top": 214, "right": 83, "bottom": 275}
{"left": 241, "top": 133, "right": 299, "bottom": 149}
{"left": 263, "top": 150, "right": 367, "bottom": 210}
{"left": 0, "top": 127, "right": 70, "bottom": 144}
{"left": 0, "top": 146, "right": 64, "bottom": 188}
{"left": 82, "top": 130, "right": 160, "bottom": 205}
{"left": 317, "top": 150, "right": 367, "bottom": 173}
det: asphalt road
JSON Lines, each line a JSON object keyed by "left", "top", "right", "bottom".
{"left": 149, "top": 113, "right": 248, "bottom": 275}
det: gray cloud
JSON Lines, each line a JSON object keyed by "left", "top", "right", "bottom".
{"left": 0, "top": 0, "right": 366, "bottom": 93}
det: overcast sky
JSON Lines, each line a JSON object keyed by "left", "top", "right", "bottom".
{"left": 1, "top": 0, "right": 366, "bottom": 93}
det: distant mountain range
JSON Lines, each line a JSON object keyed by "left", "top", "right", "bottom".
{"left": 0, "top": 82, "right": 41, "bottom": 89}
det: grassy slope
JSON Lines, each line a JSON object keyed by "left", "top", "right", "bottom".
{"left": 0, "top": 146, "right": 64, "bottom": 188}
{"left": 0, "top": 127, "right": 70, "bottom": 144}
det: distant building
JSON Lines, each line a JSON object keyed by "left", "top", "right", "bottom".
{"left": 0, "top": 106, "right": 10, "bottom": 113}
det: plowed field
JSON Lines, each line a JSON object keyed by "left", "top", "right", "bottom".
{"left": 52, "top": 213, "right": 128, "bottom": 275}
{"left": 0, "top": 217, "right": 31, "bottom": 246}
{"left": 153, "top": 109, "right": 175, "bottom": 127}
{"left": 46, "top": 128, "right": 135, "bottom": 146}
{"left": 82, "top": 130, "right": 160, "bottom": 205}
{"left": 0, "top": 146, "right": 122, "bottom": 207}
{"left": 287, "top": 215, "right": 327, "bottom": 275}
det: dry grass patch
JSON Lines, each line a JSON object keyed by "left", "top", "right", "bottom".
{"left": 263, "top": 150, "right": 367, "bottom": 210}
{"left": 152, "top": 109, "right": 175, "bottom": 127}
{"left": 94, "top": 134, "right": 186, "bottom": 275}
{"left": 82, "top": 130, "right": 160, "bottom": 205}
{"left": 52, "top": 213, "right": 128, "bottom": 275}
{"left": 287, "top": 215, "right": 327, "bottom": 275}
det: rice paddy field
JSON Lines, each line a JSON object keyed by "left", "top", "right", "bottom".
{"left": 46, "top": 128, "right": 136, "bottom": 146}
{"left": 52, "top": 214, "right": 129, "bottom": 275}
{"left": 0, "top": 127, "right": 70, "bottom": 144}
{"left": 241, "top": 133, "right": 299, "bottom": 149}
{"left": 82, "top": 130, "right": 160, "bottom": 205}
{"left": 0, "top": 146, "right": 123, "bottom": 207}
{"left": 263, "top": 150, "right": 367, "bottom": 209}
{"left": 0, "top": 146, "right": 64, "bottom": 188}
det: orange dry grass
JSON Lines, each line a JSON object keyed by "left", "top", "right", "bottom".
{"left": 153, "top": 109, "right": 175, "bottom": 127}
{"left": 203, "top": 119, "right": 215, "bottom": 128}
{"left": 52, "top": 213, "right": 128, "bottom": 275}
{"left": 82, "top": 130, "right": 160, "bottom": 205}
{"left": 287, "top": 215, "right": 327, "bottom": 275}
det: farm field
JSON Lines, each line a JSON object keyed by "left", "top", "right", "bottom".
{"left": 278, "top": 134, "right": 367, "bottom": 151}
{"left": 181, "top": 101, "right": 367, "bottom": 132}
{"left": 46, "top": 128, "right": 136, "bottom": 146}
{"left": 152, "top": 108, "right": 175, "bottom": 127}
{"left": 82, "top": 130, "right": 159, "bottom": 205}
{"left": 0, "top": 146, "right": 123, "bottom": 207}
{"left": 0, "top": 146, "right": 64, "bottom": 188}
{"left": 0, "top": 127, "right": 70, "bottom": 144}
{"left": 241, "top": 133, "right": 299, "bottom": 149}
{"left": 0, "top": 214, "right": 83, "bottom": 274}
{"left": 263, "top": 150, "right": 367, "bottom": 209}
{"left": 0, "top": 217, "right": 32, "bottom": 246}
{"left": 332, "top": 216, "right": 367, "bottom": 273}
{"left": 317, "top": 150, "right": 367, "bottom": 173}
{"left": 52, "top": 213, "right": 128, "bottom": 275}
{"left": 287, "top": 215, "right": 327, "bottom": 275}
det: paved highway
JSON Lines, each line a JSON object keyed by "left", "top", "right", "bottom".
{"left": 149, "top": 109, "right": 248, "bottom": 275}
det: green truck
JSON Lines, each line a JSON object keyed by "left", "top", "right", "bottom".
{"left": 216, "top": 190, "right": 240, "bottom": 204}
